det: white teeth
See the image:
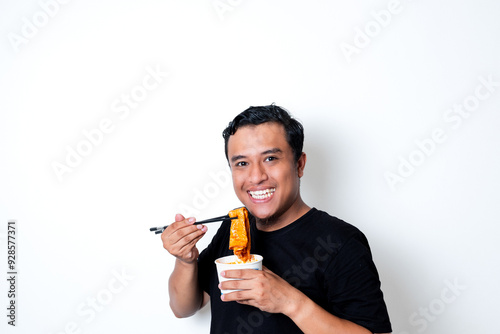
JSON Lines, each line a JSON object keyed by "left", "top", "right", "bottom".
{"left": 249, "top": 188, "right": 275, "bottom": 199}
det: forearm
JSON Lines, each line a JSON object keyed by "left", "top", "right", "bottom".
{"left": 285, "top": 290, "right": 372, "bottom": 334}
{"left": 168, "top": 258, "right": 203, "bottom": 318}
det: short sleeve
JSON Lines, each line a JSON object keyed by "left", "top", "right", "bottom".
{"left": 324, "top": 234, "right": 392, "bottom": 333}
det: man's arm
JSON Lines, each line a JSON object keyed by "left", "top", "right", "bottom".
{"left": 284, "top": 288, "right": 385, "bottom": 334}
{"left": 162, "top": 214, "right": 209, "bottom": 318}
{"left": 220, "top": 267, "right": 388, "bottom": 334}
{"left": 168, "top": 259, "right": 209, "bottom": 317}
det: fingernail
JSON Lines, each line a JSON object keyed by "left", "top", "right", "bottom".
{"left": 188, "top": 217, "right": 195, "bottom": 223}
{"left": 196, "top": 224, "right": 203, "bottom": 229}
{"left": 221, "top": 271, "right": 225, "bottom": 277}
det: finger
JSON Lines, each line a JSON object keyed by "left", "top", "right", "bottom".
{"left": 168, "top": 217, "right": 196, "bottom": 232}
{"left": 220, "top": 289, "right": 254, "bottom": 303}
{"left": 166, "top": 224, "right": 206, "bottom": 248}
{"left": 219, "top": 279, "right": 253, "bottom": 293}
{"left": 162, "top": 215, "right": 192, "bottom": 237}
{"left": 165, "top": 234, "right": 202, "bottom": 261}
{"left": 235, "top": 300, "right": 253, "bottom": 306}
{"left": 174, "top": 217, "right": 207, "bottom": 235}
{"left": 162, "top": 225, "right": 205, "bottom": 255}
{"left": 178, "top": 229, "right": 207, "bottom": 253}
{"left": 221, "top": 268, "right": 261, "bottom": 279}
{"left": 164, "top": 218, "right": 199, "bottom": 241}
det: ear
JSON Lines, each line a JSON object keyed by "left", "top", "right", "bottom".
{"left": 297, "top": 152, "right": 306, "bottom": 178}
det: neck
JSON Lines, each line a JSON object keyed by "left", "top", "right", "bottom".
{"left": 256, "top": 197, "right": 311, "bottom": 232}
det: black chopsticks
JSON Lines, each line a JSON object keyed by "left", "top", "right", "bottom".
{"left": 150, "top": 215, "right": 237, "bottom": 234}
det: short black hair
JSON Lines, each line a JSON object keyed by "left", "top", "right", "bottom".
{"left": 222, "top": 104, "right": 304, "bottom": 163}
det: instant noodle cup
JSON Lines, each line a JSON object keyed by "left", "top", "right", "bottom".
{"left": 215, "top": 254, "right": 263, "bottom": 294}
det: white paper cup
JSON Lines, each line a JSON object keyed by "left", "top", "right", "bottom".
{"left": 215, "top": 254, "right": 263, "bottom": 294}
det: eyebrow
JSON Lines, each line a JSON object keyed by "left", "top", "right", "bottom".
{"left": 230, "top": 148, "right": 283, "bottom": 163}
{"left": 230, "top": 155, "right": 246, "bottom": 163}
{"left": 262, "top": 148, "right": 283, "bottom": 155}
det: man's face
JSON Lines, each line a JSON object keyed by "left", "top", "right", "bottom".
{"left": 227, "top": 122, "right": 306, "bottom": 224}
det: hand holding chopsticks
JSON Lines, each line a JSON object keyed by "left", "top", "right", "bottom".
{"left": 149, "top": 215, "right": 236, "bottom": 234}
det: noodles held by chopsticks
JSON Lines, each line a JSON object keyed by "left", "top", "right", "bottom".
{"left": 228, "top": 207, "right": 251, "bottom": 262}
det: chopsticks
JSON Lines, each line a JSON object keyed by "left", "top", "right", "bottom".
{"left": 150, "top": 215, "right": 237, "bottom": 234}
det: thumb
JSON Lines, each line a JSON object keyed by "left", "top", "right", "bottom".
{"left": 175, "top": 213, "right": 185, "bottom": 222}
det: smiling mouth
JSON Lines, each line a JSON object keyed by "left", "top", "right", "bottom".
{"left": 248, "top": 188, "right": 276, "bottom": 200}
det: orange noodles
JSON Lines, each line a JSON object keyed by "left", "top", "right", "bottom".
{"left": 228, "top": 207, "right": 251, "bottom": 263}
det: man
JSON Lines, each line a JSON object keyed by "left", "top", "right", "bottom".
{"left": 162, "top": 105, "right": 392, "bottom": 333}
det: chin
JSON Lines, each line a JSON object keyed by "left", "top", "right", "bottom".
{"left": 245, "top": 204, "right": 275, "bottom": 221}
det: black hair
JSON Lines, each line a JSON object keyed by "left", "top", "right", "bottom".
{"left": 222, "top": 104, "right": 304, "bottom": 163}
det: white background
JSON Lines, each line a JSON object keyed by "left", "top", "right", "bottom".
{"left": 1, "top": 0, "right": 499, "bottom": 333}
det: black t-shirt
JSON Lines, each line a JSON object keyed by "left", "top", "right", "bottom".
{"left": 197, "top": 208, "right": 392, "bottom": 333}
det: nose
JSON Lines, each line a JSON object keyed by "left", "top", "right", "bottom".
{"left": 248, "top": 162, "right": 268, "bottom": 184}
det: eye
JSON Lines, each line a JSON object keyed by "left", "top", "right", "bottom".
{"left": 265, "top": 156, "right": 277, "bottom": 162}
{"left": 235, "top": 161, "right": 248, "bottom": 167}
